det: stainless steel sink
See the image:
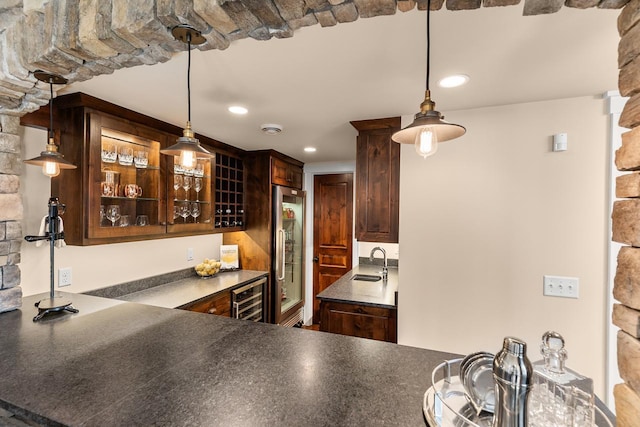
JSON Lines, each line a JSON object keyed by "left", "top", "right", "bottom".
{"left": 351, "top": 274, "right": 382, "bottom": 282}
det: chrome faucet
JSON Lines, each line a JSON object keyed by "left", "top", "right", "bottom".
{"left": 369, "top": 247, "right": 388, "bottom": 281}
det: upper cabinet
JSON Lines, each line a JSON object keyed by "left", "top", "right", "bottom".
{"left": 271, "top": 156, "right": 303, "bottom": 190}
{"left": 22, "top": 92, "right": 245, "bottom": 245}
{"left": 85, "top": 113, "right": 168, "bottom": 243}
{"left": 351, "top": 117, "right": 401, "bottom": 243}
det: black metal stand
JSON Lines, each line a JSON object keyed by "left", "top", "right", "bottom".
{"left": 25, "top": 197, "right": 78, "bottom": 322}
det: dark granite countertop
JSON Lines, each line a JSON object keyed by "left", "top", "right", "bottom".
{"left": 117, "top": 269, "right": 268, "bottom": 308}
{"left": 0, "top": 292, "right": 456, "bottom": 426}
{"left": 316, "top": 264, "right": 398, "bottom": 308}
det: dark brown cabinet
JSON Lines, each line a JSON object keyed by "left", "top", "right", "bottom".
{"left": 54, "top": 103, "right": 170, "bottom": 245}
{"left": 223, "top": 150, "right": 304, "bottom": 323}
{"left": 271, "top": 156, "right": 303, "bottom": 190}
{"left": 180, "top": 291, "right": 231, "bottom": 317}
{"left": 351, "top": 117, "right": 401, "bottom": 243}
{"left": 319, "top": 300, "right": 397, "bottom": 343}
{"left": 22, "top": 92, "right": 246, "bottom": 245}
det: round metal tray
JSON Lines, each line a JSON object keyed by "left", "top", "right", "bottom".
{"left": 422, "top": 358, "right": 614, "bottom": 427}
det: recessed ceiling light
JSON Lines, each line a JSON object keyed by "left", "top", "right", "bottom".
{"left": 228, "top": 106, "right": 248, "bottom": 115}
{"left": 304, "top": 147, "right": 316, "bottom": 153}
{"left": 438, "top": 74, "right": 469, "bottom": 88}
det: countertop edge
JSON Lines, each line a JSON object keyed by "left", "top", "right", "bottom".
{"left": 116, "top": 270, "right": 269, "bottom": 309}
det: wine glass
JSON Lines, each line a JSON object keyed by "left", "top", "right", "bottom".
{"left": 173, "top": 175, "right": 183, "bottom": 200}
{"left": 105, "top": 205, "right": 121, "bottom": 227}
{"left": 179, "top": 202, "right": 191, "bottom": 223}
{"left": 194, "top": 177, "right": 203, "bottom": 201}
{"left": 194, "top": 163, "right": 204, "bottom": 177}
{"left": 173, "top": 205, "right": 180, "bottom": 223}
{"left": 182, "top": 176, "right": 192, "bottom": 201}
{"left": 190, "top": 202, "right": 201, "bottom": 223}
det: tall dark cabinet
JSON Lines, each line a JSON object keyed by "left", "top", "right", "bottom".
{"left": 224, "top": 150, "right": 304, "bottom": 324}
{"left": 351, "top": 117, "right": 401, "bottom": 243}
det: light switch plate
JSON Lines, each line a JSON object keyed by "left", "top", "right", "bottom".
{"left": 187, "top": 248, "right": 194, "bottom": 261}
{"left": 543, "top": 275, "right": 579, "bottom": 299}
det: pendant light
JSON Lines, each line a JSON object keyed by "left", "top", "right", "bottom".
{"left": 391, "top": 0, "right": 466, "bottom": 158}
{"left": 24, "top": 71, "right": 76, "bottom": 177}
{"left": 160, "top": 24, "right": 214, "bottom": 168}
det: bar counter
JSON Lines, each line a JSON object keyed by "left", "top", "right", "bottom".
{"left": 0, "top": 292, "right": 455, "bottom": 426}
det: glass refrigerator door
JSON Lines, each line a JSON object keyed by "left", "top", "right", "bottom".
{"left": 276, "top": 187, "right": 304, "bottom": 321}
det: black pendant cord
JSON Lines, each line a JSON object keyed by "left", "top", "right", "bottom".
{"left": 48, "top": 79, "right": 54, "bottom": 140}
{"left": 426, "top": 0, "right": 431, "bottom": 92}
{"left": 187, "top": 33, "right": 192, "bottom": 123}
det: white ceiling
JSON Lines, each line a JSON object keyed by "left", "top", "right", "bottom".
{"left": 60, "top": 5, "right": 621, "bottom": 163}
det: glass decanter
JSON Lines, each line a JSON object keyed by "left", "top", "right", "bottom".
{"left": 528, "top": 331, "right": 594, "bottom": 427}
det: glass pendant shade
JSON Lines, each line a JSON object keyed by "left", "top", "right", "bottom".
{"left": 23, "top": 71, "right": 76, "bottom": 177}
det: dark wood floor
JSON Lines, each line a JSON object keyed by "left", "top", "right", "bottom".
{"left": 301, "top": 324, "right": 320, "bottom": 331}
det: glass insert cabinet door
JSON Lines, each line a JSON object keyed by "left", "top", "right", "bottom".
{"left": 274, "top": 186, "right": 305, "bottom": 324}
{"left": 167, "top": 154, "right": 214, "bottom": 233}
{"left": 89, "top": 114, "right": 166, "bottom": 240}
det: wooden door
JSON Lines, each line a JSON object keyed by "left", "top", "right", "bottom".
{"left": 313, "top": 173, "right": 353, "bottom": 324}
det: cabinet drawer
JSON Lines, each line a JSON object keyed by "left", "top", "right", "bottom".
{"left": 182, "top": 292, "right": 231, "bottom": 317}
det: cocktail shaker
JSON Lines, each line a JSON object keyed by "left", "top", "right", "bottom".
{"left": 492, "top": 337, "right": 533, "bottom": 427}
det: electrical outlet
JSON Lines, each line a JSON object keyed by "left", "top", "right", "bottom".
{"left": 59, "top": 267, "right": 72, "bottom": 287}
{"left": 543, "top": 275, "right": 579, "bottom": 299}
{"left": 187, "top": 248, "right": 194, "bottom": 261}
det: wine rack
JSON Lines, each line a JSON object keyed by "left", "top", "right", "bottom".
{"left": 214, "top": 153, "right": 245, "bottom": 230}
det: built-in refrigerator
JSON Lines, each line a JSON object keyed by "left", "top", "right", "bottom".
{"left": 272, "top": 185, "right": 305, "bottom": 326}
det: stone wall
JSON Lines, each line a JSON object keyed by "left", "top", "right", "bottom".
{"left": 0, "top": 0, "right": 637, "bottom": 420}
{"left": 612, "top": 0, "right": 640, "bottom": 423}
{"left": 0, "top": 114, "right": 22, "bottom": 312}
{"left": 0, "top": 0, "right": 632, "bottom": 116}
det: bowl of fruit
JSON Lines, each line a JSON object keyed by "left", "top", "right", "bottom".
{"left": 195, "top": 259, "right": 222, "bottom": 278}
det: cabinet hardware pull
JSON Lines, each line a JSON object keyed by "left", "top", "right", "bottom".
{"left": 277, "top": 229, "right": 286, "bottom": 281}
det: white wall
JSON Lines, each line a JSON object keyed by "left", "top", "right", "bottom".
{"left": 20, "top": 126, "right": 223, "bottom": 297}
{"left": 398, "top": 96, "right": 609, "bottom": 397}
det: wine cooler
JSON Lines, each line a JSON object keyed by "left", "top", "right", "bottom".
{"left": 232, "top": 277, "right": 266, "bottom": 322}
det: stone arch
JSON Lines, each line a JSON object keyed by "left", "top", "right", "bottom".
{"left": 1, "top": 0, "right": 638, "bottom": 422}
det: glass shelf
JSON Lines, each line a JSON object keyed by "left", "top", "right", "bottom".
{"left": 101, "top": 196, "right": 159, "bottom": 202}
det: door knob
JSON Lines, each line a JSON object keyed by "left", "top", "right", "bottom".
{"left": 313, "top": 257, "right": 319, "bottom": 263}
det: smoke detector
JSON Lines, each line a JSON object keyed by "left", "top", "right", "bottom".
{"left": 261, "top": 124, "right": 283, "bottom": 135}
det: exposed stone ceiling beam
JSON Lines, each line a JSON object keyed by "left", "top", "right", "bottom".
{"left": 0, "top": 0, "right": 630, "bottom": 116}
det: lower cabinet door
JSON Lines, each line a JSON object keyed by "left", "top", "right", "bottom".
{"left": 319, "top": 301, "right": 397, "bottom": 343}
{"left": 181, "top": 292, "right": 231, "bottom": 317}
